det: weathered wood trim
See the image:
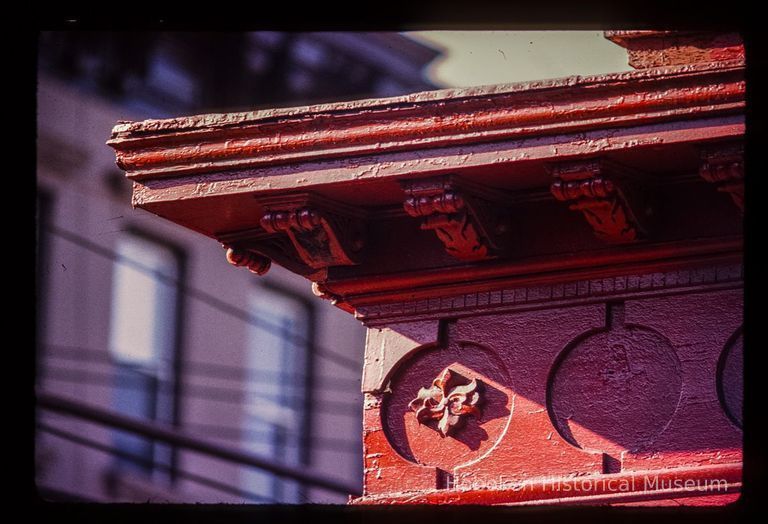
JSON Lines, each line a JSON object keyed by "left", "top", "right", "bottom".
{"left": 109, "top": 62, "right": 744, "bottom": 183}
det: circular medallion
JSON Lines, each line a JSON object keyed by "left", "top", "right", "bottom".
{"left": 717, "top": 328, "right": 743, "bottom": 428}
{"left": 381, "top": 342, "right": 512, "bottom": 471}
{"left": 547, "top": 324, "right": 682, "bottom": 454}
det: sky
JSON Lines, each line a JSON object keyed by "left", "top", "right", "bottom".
{"left": 403, "top": 31, "right": 632, "bottom": 88}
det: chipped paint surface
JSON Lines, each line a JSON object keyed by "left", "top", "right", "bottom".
{"left": 108, "top": 32, "right": 744, "bottom": 506}
{"left": 109, "top": 59, "right": 742, "bottom": 138}
{"left": 109, "top": 63, "right": 744, "bottom": 184}
{"left": 129, "top": 116, "right": 743, "bottom": 208}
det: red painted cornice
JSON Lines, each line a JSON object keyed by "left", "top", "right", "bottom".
{"left": 108, "top": 54, "right": 744, "bottom": 316}
{"left": 108, "top": 60, "right": 744, "bottom": 184}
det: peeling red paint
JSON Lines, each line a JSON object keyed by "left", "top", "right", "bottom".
{"left": 108, "top": 62, "right": 744, "bottom": 182}
{"left": 108, "top": 31, "right": 743, "bottom": 505}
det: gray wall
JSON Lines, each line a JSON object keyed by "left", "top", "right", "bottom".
{"left": 36, "top": 75, "right": 366, "bottom": 503}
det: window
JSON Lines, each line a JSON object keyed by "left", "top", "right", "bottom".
{"left": 241, "top": 285, "right": 314, "bottom": 502}
{"left": 108, "top": 231, "right": 182, "bottom": 481}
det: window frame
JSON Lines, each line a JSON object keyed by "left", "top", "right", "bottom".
{"left": 107, "top": 226, "right": 187, "bottom": 484}
{"left": 244, "top": 279, "right": 317, "bottom": 502}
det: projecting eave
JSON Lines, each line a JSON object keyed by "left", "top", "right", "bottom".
{"left": 107, "top": 57, "right": 744, "bottom": 318}
{"left": 108, "top": 59, "right": 744, "bottom": 187}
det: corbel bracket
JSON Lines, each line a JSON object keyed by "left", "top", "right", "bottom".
{"left": 700, "top": 143, "right": 744, "bottom": 213}
{"left": 216, "top": 193, "right": 365, "bottom": 278}
{"left": 257, "top": 193, "right": 365, "bottom": 270}
{"left": 549, "top": 159, "right": 646, "bottom": 243}
{"left": 401, "top": 175, "right": 510, "bottom": 261}
{"left": 224, "top": 247, "right": 271, "bottom": 275}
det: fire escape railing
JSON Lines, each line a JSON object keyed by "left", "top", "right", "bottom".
{"left": 36, "top": 390, "right": 362, "bottom": 499}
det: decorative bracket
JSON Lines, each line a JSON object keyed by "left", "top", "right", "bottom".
{"left": 216, "top": 193, "right": 365, "bottom": 278}
{"left": 312, "top": 281, "right": 339, "bottom": 304}
{"left": 224, "top": 247, "right": 271, "bottom": 275}
{"left": 408, "top": 367, "right": 482, "bottom": 438}
{"left": 700, "top": 143, "right": 744, "bottom": 213}
{"left": 401, "top": 175, "right": 509, "bottom": 261}
{"left": 549, "top": 159, "right": 646, "bottom": 243}
{"left": 258, "top": 194, "right": 365, "bottom": 270}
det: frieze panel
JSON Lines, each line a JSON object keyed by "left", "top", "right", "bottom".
{"left": 356, "top": 262, "right": 743, "bottom": 322}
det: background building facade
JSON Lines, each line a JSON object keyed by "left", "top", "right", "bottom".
{"left": 35, "top": 31, "right": 441, "bottom": 503}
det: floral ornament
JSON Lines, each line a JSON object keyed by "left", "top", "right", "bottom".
{"left": 408, "top": 367, "right": 482, "bottom": 437}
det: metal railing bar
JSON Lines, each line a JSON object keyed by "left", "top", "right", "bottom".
{"left": 40, "top": 366, "right": 360, "bottom": 416}
{"left": 40, "top": 408, "right": 361, "bottom": 452}
{"left": 185, "top": 422, "right": 360, "bottom": 451}
{"left": 38, "top": 384, "right": 360, "bottom": 453}
{"left": 42, "top": 343, "right": 361, "bottom": 390}
{"left": 37, "top": 422, "right": 276, "bottom": 503}
{"left": 36, "top": 390, "right": 361, "bottom": 496}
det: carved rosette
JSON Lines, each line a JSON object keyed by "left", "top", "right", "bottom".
{"left": 549, "top": 160, "right": 646, "bottom": 243}
{"left": 700, "top": 143, "right": 744, "bottom": 213}
{"left": 401, "top": 176, "right": 509, "bottom": 261}
{"left": 408, "top": 367, "right": 482, "bottom": 437}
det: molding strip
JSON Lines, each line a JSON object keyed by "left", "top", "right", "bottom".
{"left": 356, "top": 261, "right": 743, "bottom": 324}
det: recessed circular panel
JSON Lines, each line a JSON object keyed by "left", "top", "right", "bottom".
{"left": 548, "top": 325, "right": 682, "bottom": 454}
{"left": 718, "top": 329, "right": 743, "bottom": 428}
{"left": 381, "top": 342, "right": 512, "bottom": 471}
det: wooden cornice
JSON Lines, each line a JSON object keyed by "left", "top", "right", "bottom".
{"left": 108, "top": 54, "right": 744, "bottom": 317}
{"left": 109, "top": 61, "right": 744, "bottom": 187}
